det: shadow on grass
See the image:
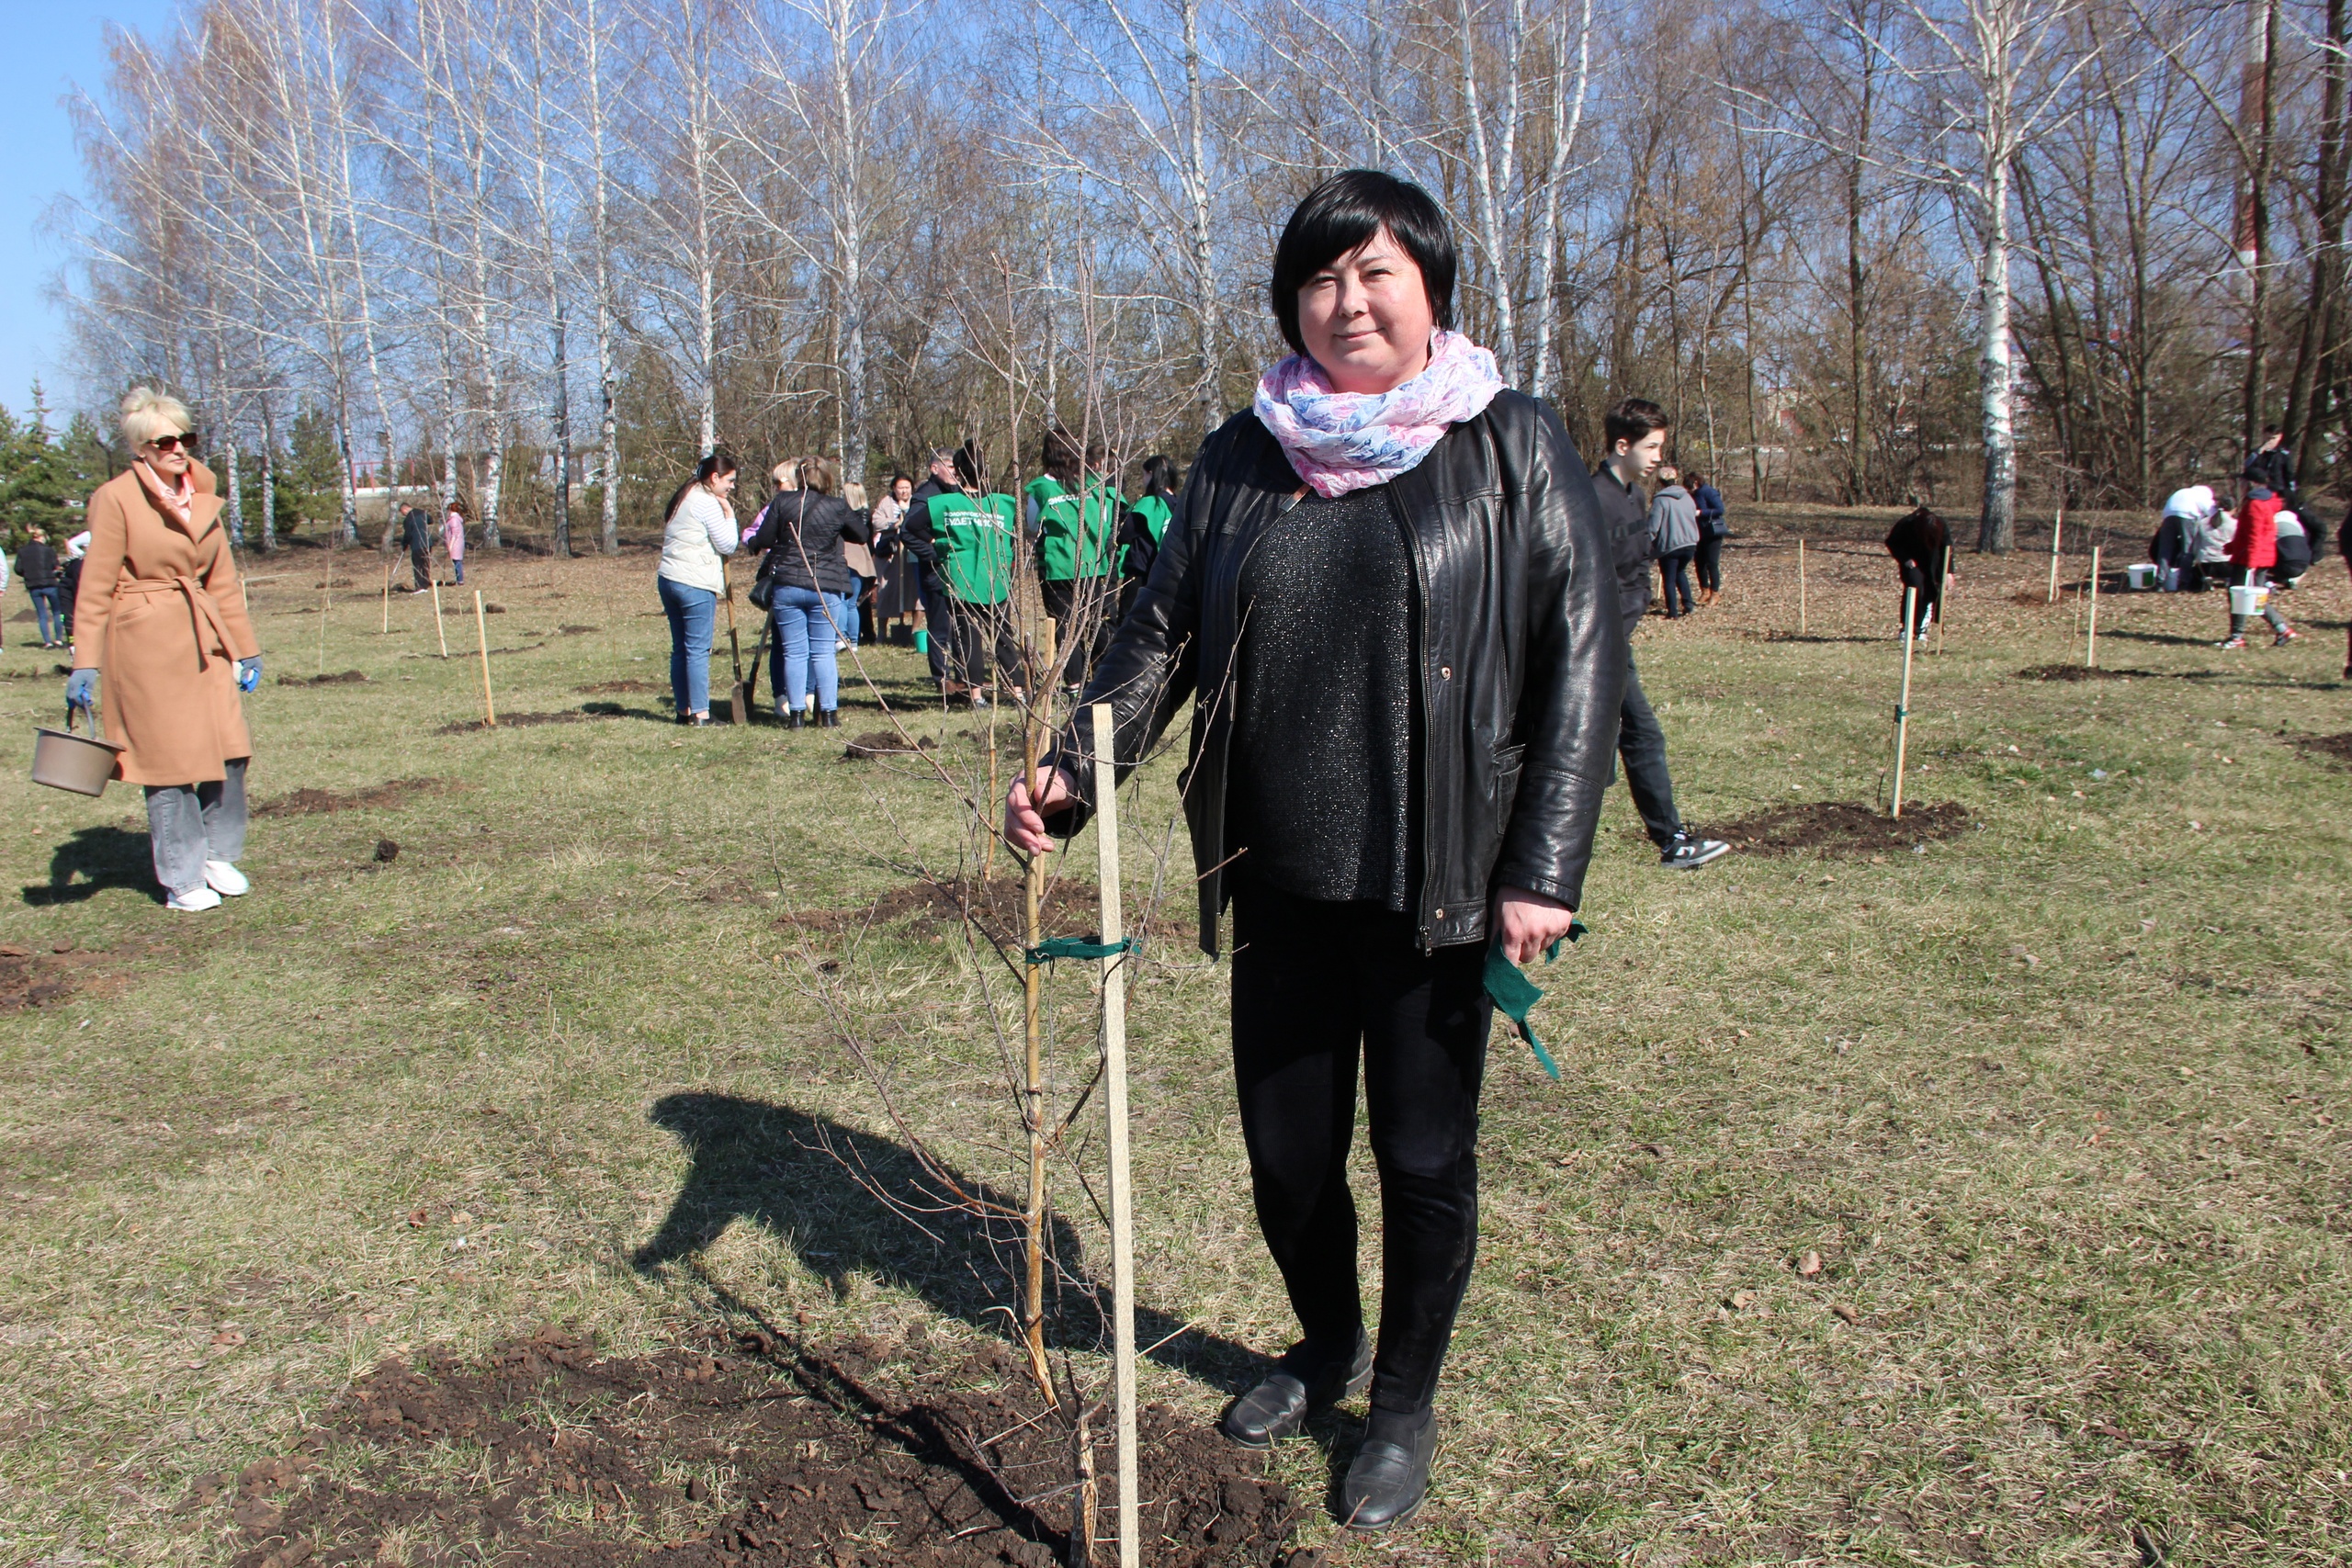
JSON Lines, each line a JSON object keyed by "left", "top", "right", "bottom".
{"left": 634, "top": 1090, "right": 1263, "bottom": 1395}
{"left": 22, "top": 826, "right": 158, "bottom": 907}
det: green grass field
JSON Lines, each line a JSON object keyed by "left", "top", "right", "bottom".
{"left": 2, "top": 509, "right": 2346, "bottom": 1567}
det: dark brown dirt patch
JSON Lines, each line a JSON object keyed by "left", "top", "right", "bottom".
{"left": 1718, "top": 800, "right": 1973, "bottom": 856}
{"left": 578, "top": 680, "right": 663, "bottom": 694}
{"left": 212, "top": 1327, "right": 1294, "bottom": 1568}
{"left": 255, "top": 778, "right": 461, "bottom": 818}
{"left": 559, "top": 625, "right": 600, "bottom": 636}
{"left": 844, "top": 731, "right": 939, "bottom": 761}
{"left": 277, "top": 671, "right": 368, "bottom": 686}
{"left": 2291, "top": 731, "right": 2352, "bottom": 766}
{"left": 2016, "top": 664, "right": 2135, "bottom": 682}
{"left": 780, "top": 874, "right": 1137, "bottom": 955}
{"left": 0, "top": 950, "right": 75, "bottom": 1011}
{"left": 436, "top": 708, "right": 627, "bottom": 735}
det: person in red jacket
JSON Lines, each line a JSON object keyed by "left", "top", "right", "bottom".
{"left": 2219, "top": 487, "right": 2296, "bottom": 649}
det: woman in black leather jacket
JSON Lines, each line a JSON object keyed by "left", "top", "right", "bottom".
{"left": 743, "top": 457, "right": 870, "bottom": 728}
{"left": 1006, "top": 171, "right": 1621, "bottom": 1532}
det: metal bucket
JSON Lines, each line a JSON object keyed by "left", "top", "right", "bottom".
{"left": 30, "top": 705, "right": 125, "bottom": 797}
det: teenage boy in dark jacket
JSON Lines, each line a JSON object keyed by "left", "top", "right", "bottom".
{"left": 1592, "top": 400, "right": 1728, "bottom": 870}
{"left": 16, "top": 528, "right": 63, "bottom": 648}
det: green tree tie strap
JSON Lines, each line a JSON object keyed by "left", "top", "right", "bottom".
{"left": 1483, "top": 921, "right": 1586, "bottom": 1080}
{"left": 1023, "top": 936, "right": 1136, "bottom": 966}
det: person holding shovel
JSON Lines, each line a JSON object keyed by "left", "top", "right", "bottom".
{"left": 66, "top": 388, "right": 263, "bottom": 912}
{"left": 1007, "top": 170, "right": 1623, "bottom": 1532}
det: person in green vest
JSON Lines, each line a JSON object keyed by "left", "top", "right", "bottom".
{"left": 1023, "top": 427, "right": 1124, "bottom": 690}
{"left": 903, "top": 442, "right": 1023, "bottom": 708}
{"left": 1114, "top": 453, "right": 1182, "bottom": 623}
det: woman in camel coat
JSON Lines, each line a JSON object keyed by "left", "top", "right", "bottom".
{"left": 68, "top": 388, "right": 264, "bottom": 912}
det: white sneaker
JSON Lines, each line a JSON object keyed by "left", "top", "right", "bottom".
{"left": 204, "top": 860, "right": 250, "bottom": 897}
{"left": 167, "top": 886, "right": 223, "bottom": 912}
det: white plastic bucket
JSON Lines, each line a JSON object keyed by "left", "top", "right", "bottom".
{"left": 2228, "top": 582, "right": 2270, "bottom": 616}
{"left": 2125, "top": 563, "right": 2157, "bottom": 590}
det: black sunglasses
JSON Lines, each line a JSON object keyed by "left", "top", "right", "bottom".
{"left": 148, "top": 432, "right": 198, "bottom": 453}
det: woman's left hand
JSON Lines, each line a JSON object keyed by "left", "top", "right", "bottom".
{"left": 1493, "top": 885, "right": 1577, "bottom": 964}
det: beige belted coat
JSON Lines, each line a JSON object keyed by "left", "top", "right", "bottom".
{"left": 70, "top": 462, "right": 260, "bottom": 786}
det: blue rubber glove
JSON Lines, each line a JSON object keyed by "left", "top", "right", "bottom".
{"left": 63, "top": 669, "right": 97, "bottom": 709}
{"left": 236, "top": 656, "right": 263, "bottom": 693}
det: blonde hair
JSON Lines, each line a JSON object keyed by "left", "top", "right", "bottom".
{"left": 842, "top": 480, "right": 868, "bottom": 509}
{"left": 119, "top": 386, "right": 192, "bottom": 448}
{"left": 801, "top": 457, "right": 841, "bottom": 496}
{"left": 772, "top": 460, "right": 800, "bottom": 489}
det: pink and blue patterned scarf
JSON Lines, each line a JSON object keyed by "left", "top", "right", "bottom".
{"left": 1253, "top": 330, "right": 1505, "bottom": 498}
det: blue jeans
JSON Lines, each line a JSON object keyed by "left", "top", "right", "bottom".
{"left": 770, "top": 585, "right": 841, "bottom": 713}
{"left": 30, "top": 586, "right": 65, "bottom": 644}
{"left": 834, "top": 586, "right": 862, "bottom": 649}
{"left": 452, "top": 558, "right": 465, "bottom": 584}
{"left": 658, "top": 575, "right": 717, "bottom": 716}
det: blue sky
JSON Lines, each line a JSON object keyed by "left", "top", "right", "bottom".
{"left": 0, "top": 0, "right": 179, "bottom": 425}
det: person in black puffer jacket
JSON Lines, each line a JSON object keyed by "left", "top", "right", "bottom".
{"left": 743, "top": 457, "right": 870, "bottom": 728}
{"left": 1006, "top": 171, "right": 1621, "bottom": 1534}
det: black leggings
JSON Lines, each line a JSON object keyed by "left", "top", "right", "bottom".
{"left": 1229, "top": 878, "right": 1491, "bottom": 1416}
{"left": 1658, "top": 548, "right": 1696, "bottom": 616}
{"left": 1694, "top": 534, "right": 1724, "bottom": 592}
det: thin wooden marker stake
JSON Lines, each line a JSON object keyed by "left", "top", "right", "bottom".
{"left": 1797, "top": 538, "right": 1808, "bottom": 637}
{"left": 380, "top": 553, "right": 392, "bottom": 633}
{"left": 1018, "top": 705, "right": 1051, "bottom": 1402}
{"left": 1091, "top": 702, "right": 1139, "bottom": 1568}
{"left": 2085, "top": 545, "right": 2101, "bottom": 669}
{"left": 430, "top": 559, "right": 449, "bottom": 659}
{"left": 1936, "top": 544, "right": 1951, "bottom": 653}
{"left": 474, "top": 590, "right": 496, "bottom": 727}
{"left": 1892, "top": 586, "right": 1917, "bottom": 819}
{"left": 318, "top": 571, "right": 330, "bottom": 674}
{"left": 2047, "top": 508, "right": 2064, "bottom": 604}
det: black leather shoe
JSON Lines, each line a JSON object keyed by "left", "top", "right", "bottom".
{"left": 1340, "top": 1407, "right": 1438, "bottom": 1531}
{"left": 1218, "top": 1333, "right": 1371, "bottom": 1449}
{"left": 819, "top": 709, "right": 842, "bottom": 728}
{"left": 785, "top": 711, "right": 806, "bottom": 730}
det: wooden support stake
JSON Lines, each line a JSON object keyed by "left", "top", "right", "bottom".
{"left": 380, "top": 554, "right": 392, "bottom": 633}
{"left": 1892, "top": 586, "right": 1917, "bottom": 819}
{"left": 1936, "top": 544, "right": 1951, "bottom": 653}
{"left": 1797, "top": 538, "right": 1807, "bottom": 637}
{"left": 1090, "top": 701, "right": 1138, "bottom": 1568}
{"left": 2085, "top": 545, "right": 2101, "bottom": 669}
{"left": 474, "top": 590, "right": 496, "bottom": 727}
{"left": 2047, "top": 507, "right": 2064, "bottom": 604}
{"left": 318, "top": 573, "right": 330, "bottom": 674}
{"left": 430, "top": 564, "right": 449, "bottom": 659}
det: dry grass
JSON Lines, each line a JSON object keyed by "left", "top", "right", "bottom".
{"left": 0, "top": 510, "right": 2346, "bottom": 1567}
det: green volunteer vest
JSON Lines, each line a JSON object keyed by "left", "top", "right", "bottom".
{"left": 1027, "top": 474, "right": 1124, "bottom": 582}
{"left": 933, "top": 490, "right": 1016, "bottom": 605}
{"left": 1129, "top": 494, "right": 1172, "bottom": 549}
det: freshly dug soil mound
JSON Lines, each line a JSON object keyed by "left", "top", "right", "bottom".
{"left": 559, "top": 624, "right": 600, "bottom": 636}
{"left": 844, "top": 730, "right": 939, "bottom": 761}
{"left": 0, "top": 949, "right": 74, "bottom": 1011}
{"left": 255, "top": 777, "right": 460, "bottom": 818}
{"left": 2016, "top": 664, "right": 2134, "bottom": 682}
{"left": 436, "top": 708, "right": 628, "bottom": 735}
{"left": 1719, "top": 799, "right": 1972, "bottom": 855}
{"left": 207, "top": 1327, "right": 1295, "bottom": 1568}
{"left": 579, "top": 679, "right": 663, "bottom": 694}
{"left": 277, "top": 670, "right": 368, "bottom": 686}
{"left": 2293, "top": 731, "right": 2352, "bottom": 766}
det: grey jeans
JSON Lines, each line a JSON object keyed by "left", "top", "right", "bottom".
{"left": 145, "top": 759, "right": 248, "bottom": 896}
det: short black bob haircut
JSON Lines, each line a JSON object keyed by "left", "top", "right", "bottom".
{"left": 1270, "top": 170, "right": 1457, "bottom": 357}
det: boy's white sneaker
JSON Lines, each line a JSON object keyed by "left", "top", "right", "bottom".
{"left": 204, "top": 860, "right": 250, "bottom": 897}
{"left": 167, "top": 886, "right": 223, "bottom": 913}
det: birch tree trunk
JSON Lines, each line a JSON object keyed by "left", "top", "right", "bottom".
{"left": 1976, "top": 152, "right": 2018, "bottom": 553}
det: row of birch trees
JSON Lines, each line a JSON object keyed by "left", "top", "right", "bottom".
{"left": 58, "top": 0, "right": 2352, "bottom": 552}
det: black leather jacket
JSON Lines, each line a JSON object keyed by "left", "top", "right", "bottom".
{"left": 1045, "top": 391, "right": 1624, "bottom": 956}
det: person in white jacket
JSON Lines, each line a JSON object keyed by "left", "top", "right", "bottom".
{"left": 655, "top": 453, "right": 741, "bottom": 725}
